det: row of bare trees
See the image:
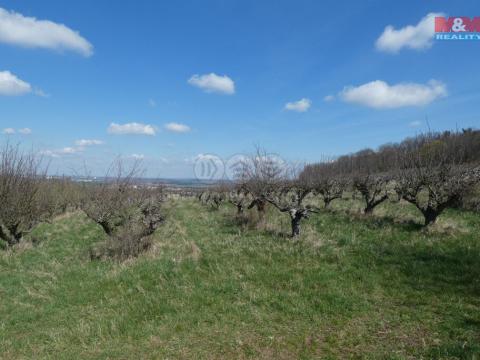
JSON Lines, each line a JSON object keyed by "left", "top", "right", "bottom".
{"left": 198, "top": 130, "right": 480, "bottom": 237}
{"left": 0, "top": 144, "right": 82, "bottom": 247}
{"left": 0, "top": 144, "right": 165, "bottom": 259}
{"left": 198, "top": 148, "right": 322, "bottom": 237}
{"left": 300, "top": 130, "right": 480, "bottom": 226}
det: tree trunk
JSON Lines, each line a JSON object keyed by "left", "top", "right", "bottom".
{"left": 289, "top": 209, "right": 307, "bottom": 238}
{"left": 364, "top": 195, "right": 388, "bottom": 215}
{"left": 291, "top": 216, "right": 301, "bottom": 237}
{"left": 236, "top": 204, "right": 244, "bottom": 215}
{"left": 324, "top": 198, "right": 332, "bottom": 208}
{"left": 256, "top": 200, "right": 266, "bottom": 223}
{"left": 422, "top": 207, "right": 439, "bottom": 226}
{"left": 98, "top": 220, "right": 113, "bottom": 236}
{"left": 364, "top": 204, "right": 375, "bottom": 214}
{"left": 0, "top": 224, "right": 22, "bottom": 246}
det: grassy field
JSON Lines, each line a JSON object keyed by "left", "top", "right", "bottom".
{"left": 1, "top": 198, "right": 479, "bottom": 359}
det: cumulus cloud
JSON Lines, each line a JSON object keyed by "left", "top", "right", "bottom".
{"left": 339, "top": 80, "right": 447, "bottom": 109}
{"left": 285, "top": 98, "right": 311, "bottom": 112}
{"left": 376, "top": 12, "right": 442, "bottom": 53}
{"left": 323, "top": 95, "right": 335, "bottom": 102}
{"left": 75, "top": 139, "right": 104, "bottom": 146}
{"left": 41, "top": 139, "right": 103, "bottom": 158}
{"left": 2, "top": 127, "right": 15, "bottom": 134}
{"left": 0, "top": 70, "right": 31, "bottom": 96}
{"left": 0, "top": 7, "right": 93, "bottom": 56}
{"left": 107, "top": 122, "right": 156, "bottom": 136}
{"left": 41, "top": 146, "right": 83, "bottom": 158}
{"left": 164, "top": 122, "right": 191, "bottom": 133}
{"left": 18, "top": 127, "right": 32, "bottom": 134}
{"left": 188, "top": 73, "right": 235, "bottom": 94}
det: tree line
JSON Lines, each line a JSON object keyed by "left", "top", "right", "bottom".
{"left": 199, "top": 129, "right": 480, "bottom": 237}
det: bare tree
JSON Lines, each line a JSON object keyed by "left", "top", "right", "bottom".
{"left": 353, "top": 173, "right": 391, "bottom": 214}
{"left": 226, "top": 185, "right": 250, "bottom": 215}
{"left": 198, "top": 186, "right": 226, "bottom": 210}
{"left": 0, "top": 143, "right": 47, "bottom": 247}
{"left": 301, "top": 162, "right": 346, "bottom": 208}
{"left": 395, "top": 134, "right": 480, "bottom": 226}
{"left": 81, "top": 159, "right": 164, "bottom": 259}
{"left": 236, "top": 147, "right": 286, "bottom": 224}
{"left": 81, "top": 159, "right": 142, "bottom": 235}
{"left": 265, "top": 179, "right": 319, "bottom": 237}
{"left": 37, "top": 177, "right": 83, "bottom": 218}
{"left": 209, "top": 190, "right": 226, "bottom": 210}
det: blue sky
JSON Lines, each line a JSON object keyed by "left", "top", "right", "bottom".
{"left": 0, "top": 0, "right": 479, "bottom": 178}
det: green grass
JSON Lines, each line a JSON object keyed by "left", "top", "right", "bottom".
{"left": 1, "top": 198, "right": 479, "bottom": 359}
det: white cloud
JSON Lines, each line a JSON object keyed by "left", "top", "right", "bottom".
{"left": 409, "top": 120, "right": 422, "bottom": 127}
{"left": 34, "top": 88, "right": 50, "bottom": 97}
{"left": 75, "top": 139, "right": 103, "bottom": 146}
{"left": 2, "top": 127, "right": 32, "bottom": 134}
{"left": 376, "top": 13, "right": 442, "bottom": 53}
{"left": 130, "top": 153, "right": 145, "bottom": 160}
{"left": 107, "top": 122, "right": 156, "bottom": 136}
{"left": 285, "top": 98, "right": 311, "bottom": 112}
{"left": 39, "top": 150, "right": 59, "bottom": 158}
{"left": 0, "top": 7, "right": 93, "bottom": 56}
{"left": 339, "top": 80, "right": 447, "bottom": 109}
{"left": 59, "top": 147, "right": 79, "bottom": 154}
{"left": 164, "top": 122, "right": 191, "bottom": 133}
{"left": 41, "top": 146, "right": 83, "bottom": 158}
{"left": 0, "top": 70, "right": 31, "bottom": 96}
{"left": 188, "top": 73, "right": 235, "bottom": 94}
{"left": 323, "top": 95, "right": 335, "bottom": 102}
{"left": 41, "top": 139, "right": 102, "bottom": 158}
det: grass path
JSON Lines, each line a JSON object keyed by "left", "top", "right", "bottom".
{"left": 1, "top": 200, "right": 479, "bottom": 359}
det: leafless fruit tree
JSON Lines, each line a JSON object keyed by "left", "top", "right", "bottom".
{"left": 235, "top": 147, "right": 286, "bottom": 225}
{"left": 395, "top": 134, "right": 480, "bottom": 226}
{"left": 265, "top": 178, "right": 319, "bottom": 237}
{"left": 226, "top": 185, "right": 251, "bottom": 215}
{"left": 0, "top": 143, "right": 48, "bottom": 247}
{"left": 300, "top": 162, "right": 346, "bottom": 208}
{"left": 81, "top": 159, "right": 164, "bottom": 259}
{"left": 352, "top": 173, "right": 391, "bottom": 214}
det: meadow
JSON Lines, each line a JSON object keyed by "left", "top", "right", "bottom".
{"left": 1, "top": 197, "right": 479, "bottom": 359}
